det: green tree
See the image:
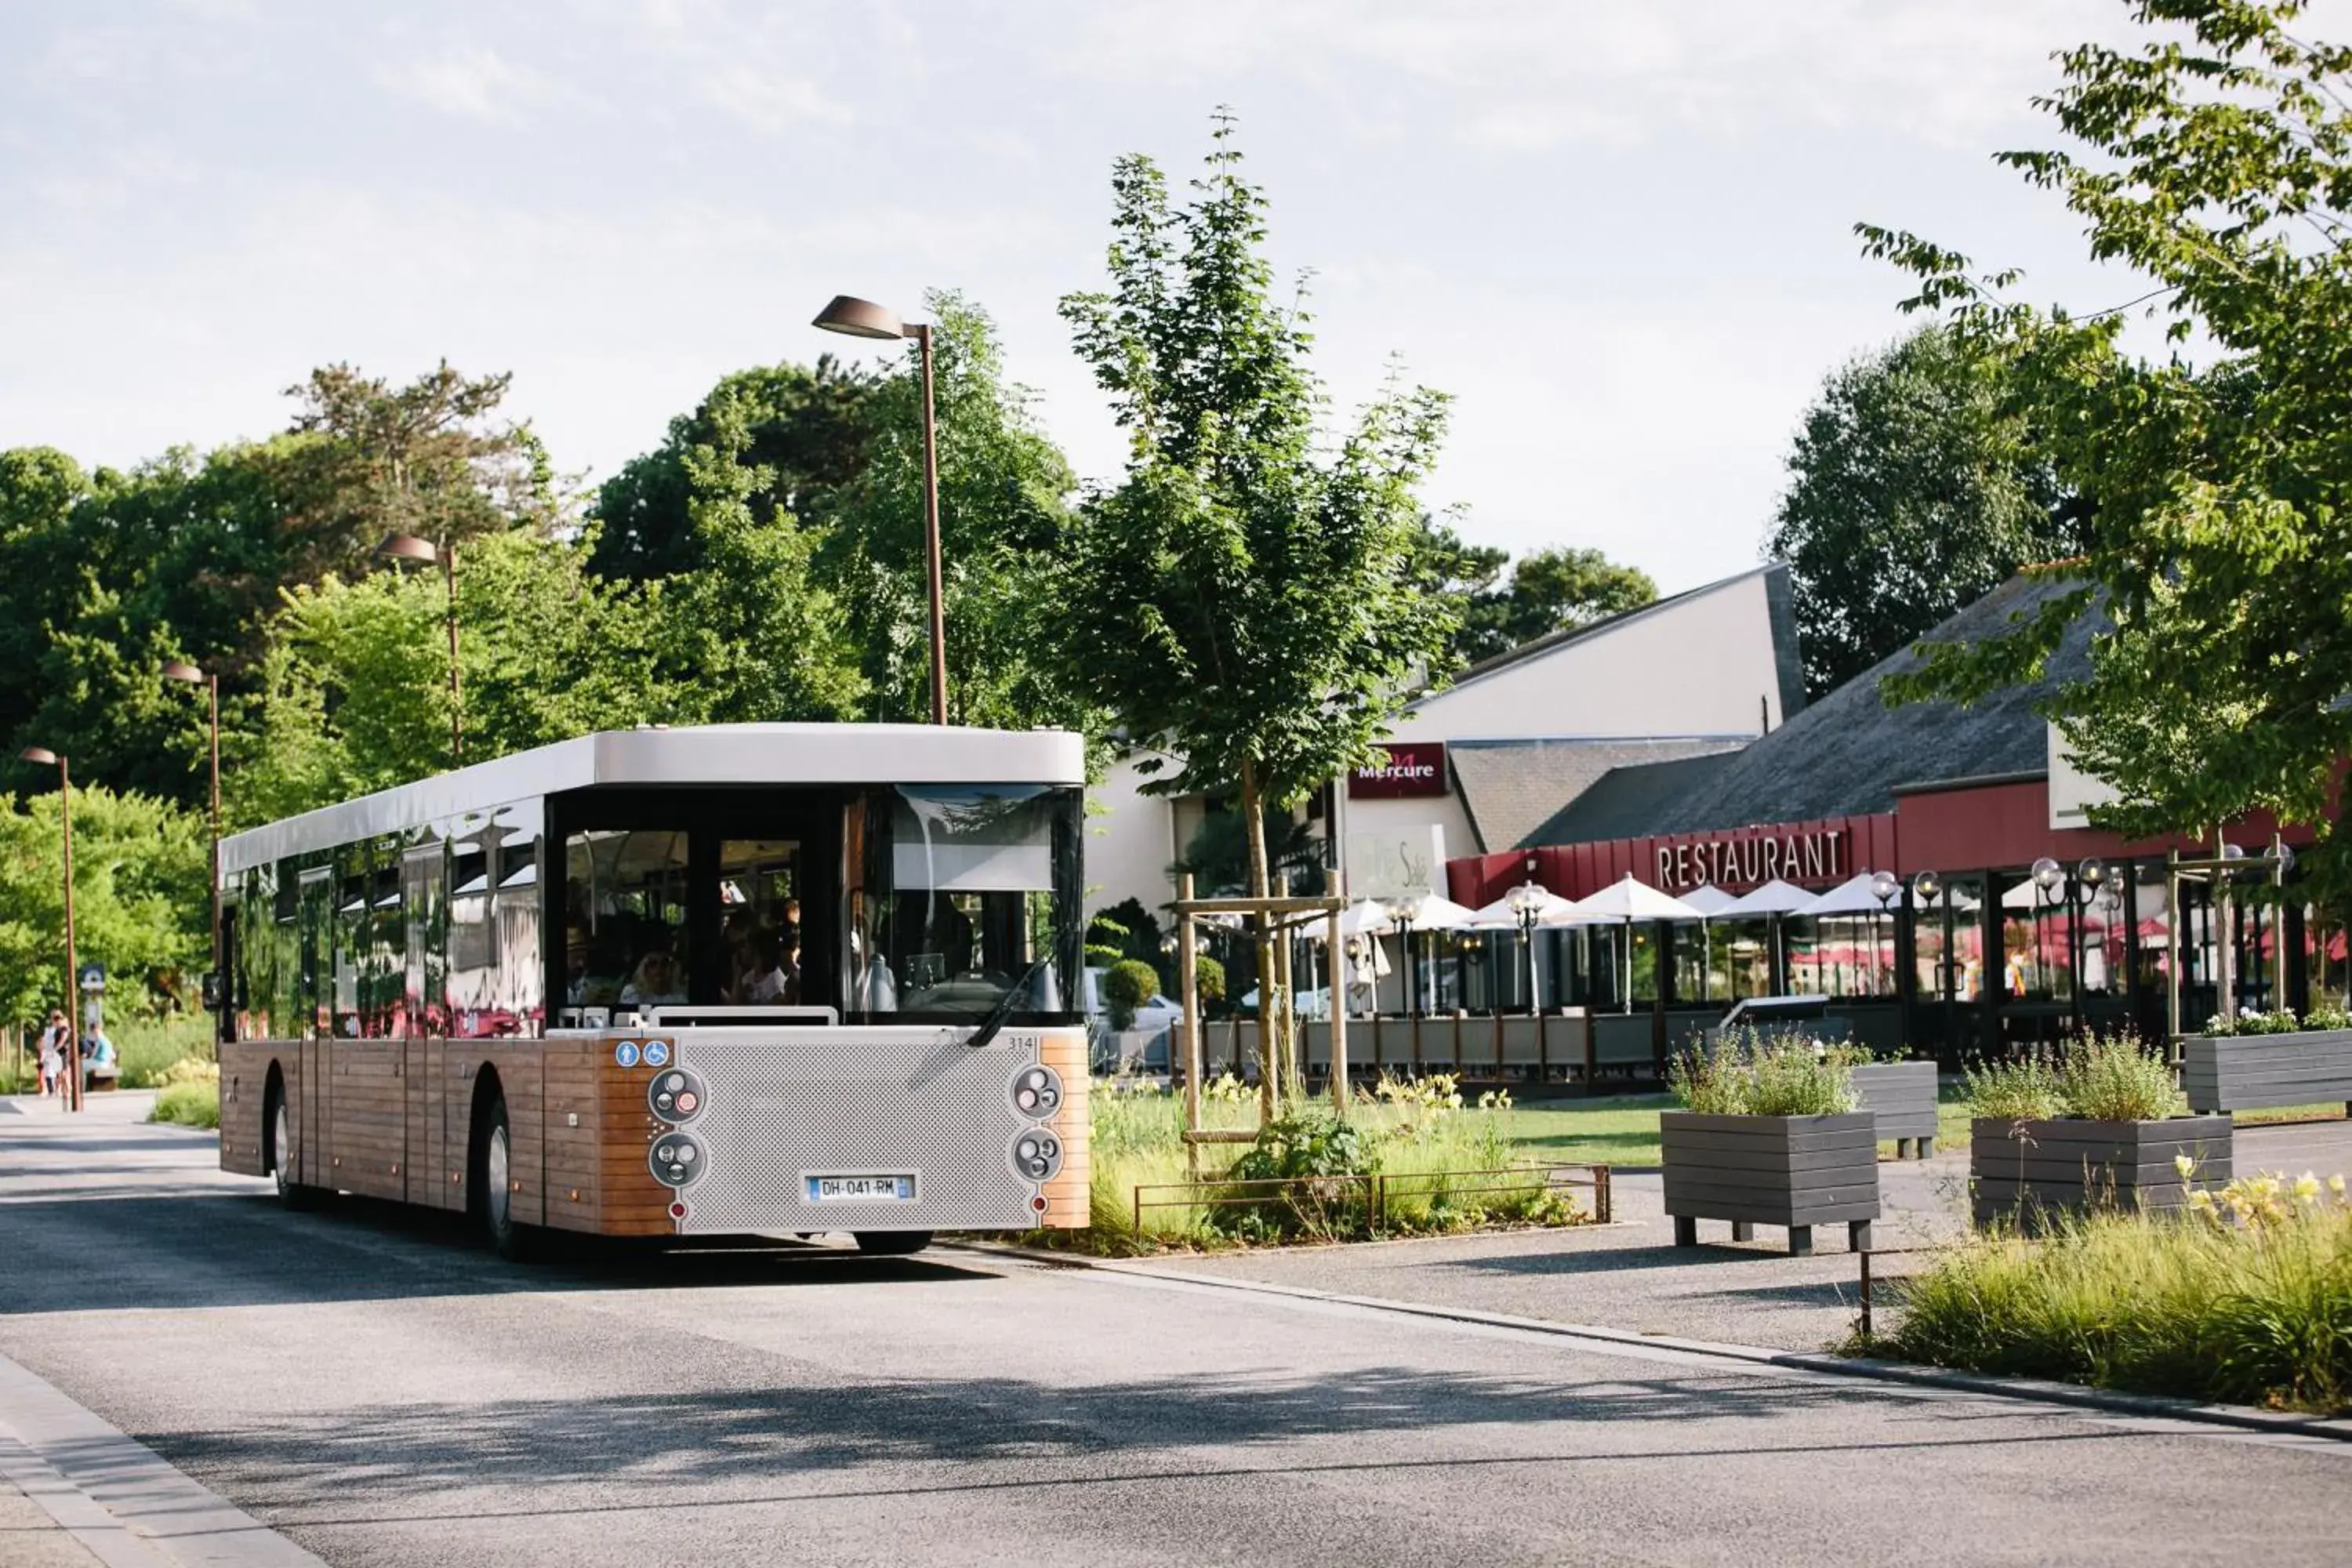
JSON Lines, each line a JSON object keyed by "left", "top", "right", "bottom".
{"left": 818, "top": 293, "right": 1096, "bottom": 730}
{"left": 1452, "top": 545, "right": 1657, "bottom": 665}
{"left": 231, "top": 530, "right": 682, "bottom": 823}
{"left": 1865, "top": 1, "right": 2352, "bottom": 893}
{"left": 590, "top": 357, "right": 876, "bottom": 583}
{"left": 1058, "top": 114, "right": 1458, "bottom": 1089}
{"left": 1766, "top": 325, "right": 2082, "bottom": 699}
{"left": 0, "top": 786, "right": 206, "bottom": 1025}
{"left": 653, "top": 386, "right": 867, "bottom": 724}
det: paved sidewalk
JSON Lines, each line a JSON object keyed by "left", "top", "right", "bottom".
{"left": 0, "top": 1462, "right": 107, "bottom": 1568}
{"left": 1126, "top": 1119, "right": 2352, "bottom": 1352}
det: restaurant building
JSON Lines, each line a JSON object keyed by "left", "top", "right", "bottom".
{"left": 1443, "top": 571, "right": 2340, "bottom": 1063}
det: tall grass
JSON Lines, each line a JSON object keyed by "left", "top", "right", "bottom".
{"left": 1962, "top": 1029, "right": 2183, "bottom": 1122}
{"left": 1668, "top": 1029, "right": 1859, "bottom": 1116}
{"left": 1887, "top": 1181, "right": 2352, "bottom": 1414}
{"left": 1049, "top": 1076, "right": 1588, "bottom": 1255}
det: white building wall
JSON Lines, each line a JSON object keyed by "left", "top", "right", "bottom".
{"left": 1388, "top": 570, "right": 1785, "bottom": 743}
{"left": 1084, "top": 566, "right": 1791, "bottom": 920}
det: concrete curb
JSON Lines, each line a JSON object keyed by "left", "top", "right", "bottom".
{"left": 944, "top": 1240, "right": 2352, "bottom": 1444}
{"left": 0, "top": 1348, "right": 328, "bottom": 1567}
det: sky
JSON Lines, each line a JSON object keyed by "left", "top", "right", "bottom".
{"left": 0, "top": 0, "right": 2192, "bottom": 593}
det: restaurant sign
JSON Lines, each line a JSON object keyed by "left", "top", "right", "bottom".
{"left": 1348, "top": 742, "right": 1448, "bottom": 800}
{"left": 1653, "top": 827, "right": 1849, "bottom": 892}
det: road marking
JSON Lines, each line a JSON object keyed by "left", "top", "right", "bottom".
{"left": 0, "top": 1348, "right": 329, "bottom": 1568}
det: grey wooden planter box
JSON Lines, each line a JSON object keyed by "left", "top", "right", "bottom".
{"left": 1661, "top": 1111, "right": 1880, "bottom": 1257}
{"left": 1970, "top": 1116, "right": 2232, "bottom": 1228}
{"left": 1849, "top": 1061, "right": 1940, "bottom": 1157}
{"left": 2181, "top": 1029, "right": 2352, "bottom": 1114}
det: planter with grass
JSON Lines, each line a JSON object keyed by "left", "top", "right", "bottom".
{"left": 1967, "top": 1032, "right": 2231, "bottom": 1228}
{"left": 1849, "top": 1059, "right": 1940, "bottom": 1157}
{"left": 2180, "top": 1006, "right": 2352, "bottom": 1115}
{"left": 1661, "top": 1032, "right": 1878, "bottom": 1257}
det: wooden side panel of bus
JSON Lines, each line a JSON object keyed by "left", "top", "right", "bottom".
{"left": 503, "top": 1040, "right": 546, "bottom": 1229}
{"left": 301, "top": 1038, "right": 326, "bottom": 1190}
{"left": 542, "top": 1039, "right": 605, "bottom": 1234}
{"left": 217, "top": 1039, "right": 271, "bottom": 1178}
{"left": 1038, "top": 1029, "right": 1091, "bottom": 1227}
{"left": 443, "top": 1047, "right": 477, "bottom": 1213}
{"left": 328, "top": 1040, "right": 406, "bottom": 1200}
{"left": 405, "top": 1036, "right": 434, "bottom": 1208}
{"left": 596, "top": 1045, "right": 674, "bottom": 1237}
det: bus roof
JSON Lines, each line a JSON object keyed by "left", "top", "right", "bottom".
{"left": 219, "top": 722, "right": 1087, "bottom": 876}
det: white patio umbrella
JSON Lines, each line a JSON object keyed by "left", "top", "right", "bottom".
{"left": 1468, "top": 889, "right": 1578, "bottom": 927}
{"left": 1677, "top": 883, "right": 1739, "bottom": 917}
{"left": 1791, "top": 871, "right": 1900, "bottom": 916}
{"left": 1713, "top": 877, "right": 1819, "bottom": 999}
{"left": 1541, "top": 875, "right": 1702, "bottom": 1013}
{"left": 1676, "top": 883, "right": 1738, "bottom": 1001}
{"left": 1792, "top": 871, "right": 1904, "bottom": 996}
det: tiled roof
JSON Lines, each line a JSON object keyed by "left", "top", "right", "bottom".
{"left": 1448, "top": 736, "right": 1751, "bottom": 853}
{"left": 1529, "top": 570, "right": 2096, "bottom": 843}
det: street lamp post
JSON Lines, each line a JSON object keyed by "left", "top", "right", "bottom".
{"left": 1505, "top": 880, "right": 1548, "bottom": 1015}
{"left": 376, "top": 533, "right": 462, "bottom": 764}
{"left": 19, "top": 747, "right": 80, "bottom": 1113}
{"left": 162, "top": 660, "right": 222, "bottom": 1028}
{"left": 812, "top": 293, "right": 948, "bottom": 725}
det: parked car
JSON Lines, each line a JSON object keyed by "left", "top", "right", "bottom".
{"left": 1083, "top": 966, "right": 1183, "bottom": 1073}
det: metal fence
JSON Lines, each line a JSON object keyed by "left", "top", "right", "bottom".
{"left": 1131, "top": 1163, "right": 1611, "bottom": 1234}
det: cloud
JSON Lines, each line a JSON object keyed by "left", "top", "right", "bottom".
{"left": 1048, "top": 0, "right": 2124, "bottom": 152}
{"left": 380, "top": 44, "right": 564, "bottom": 124}
{"left": 695, "top": 63, "right": 851, "bottom": 134}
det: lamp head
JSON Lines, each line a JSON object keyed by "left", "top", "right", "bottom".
{"left": 18, "top": 746, "right": 59, "bottom": 768}
{"left": 161, "top": 659, "right": 205, "bottom": 685}
{"left": 376, "top": 532, "right": 440, "bottom": 565}
{"left": 2031, "top": 855, "right": 2063, "bottom": 892}
{"left": 2075, "top": 855, "right": 2106, "bottom": 889}
{"left": 812, "top": 295, "right": 909, "bottom": 340}
{"left": 1911, "top": 869, "right": 1942, "bottom": 903}
{"left": 2278, "top": 840, "right": 2297, "bottom": 874}
{"left": 1870, "top": 869, "right": 1899, "bottom": 904}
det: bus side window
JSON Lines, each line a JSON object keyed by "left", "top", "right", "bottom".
{"left": 403, "top": 840, "right": 447, "bottom": 1039}
{"left": 333, "top": 851, "right": 368, "bottom": 1040}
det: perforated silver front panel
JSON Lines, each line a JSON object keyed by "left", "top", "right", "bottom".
{"left": 672, "top": 1028, "right": 1043, "bottom": 1235}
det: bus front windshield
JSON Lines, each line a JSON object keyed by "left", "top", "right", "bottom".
{"left": 848, "top": 785, "right": 1082, "bottom": 1024}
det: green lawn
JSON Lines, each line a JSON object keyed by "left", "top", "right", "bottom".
{"left": 1509, "top": 1082, "right": 2346, "bottom": 1169}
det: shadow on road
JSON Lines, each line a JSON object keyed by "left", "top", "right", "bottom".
{"left": 140, "top": 1359, "right": 2086, "bottom": 1530}
{"left": 0, "top": 1189, "right": 999, "bottom": 1317}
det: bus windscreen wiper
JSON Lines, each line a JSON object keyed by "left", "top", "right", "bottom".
{"left": 965, "top": 956, "right": 1054, "bottom": 1051}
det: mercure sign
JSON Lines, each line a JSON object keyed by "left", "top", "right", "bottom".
{"left": 1349, "top": 742, "right": 1447, "bottom": 800}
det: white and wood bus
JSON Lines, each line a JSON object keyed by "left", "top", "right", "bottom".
{"left": 214, "top": 724, "right": 1091, "bottom": 1257}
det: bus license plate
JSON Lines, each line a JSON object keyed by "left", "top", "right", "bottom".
{"left": 808, "top": 1175, "right": 915, "bottom": 1202}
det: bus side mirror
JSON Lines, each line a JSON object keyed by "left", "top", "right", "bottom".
{"left": 201, "top": 972, "right": 223, "bottom": 1011}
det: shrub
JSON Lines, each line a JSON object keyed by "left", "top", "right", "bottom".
{"left": 114, "top": 1015, "right": 212, "bottom": 1088}
{"left": 1668, "top": 1029, "right": 1856, "bottom": 1116}
{"left": 151, "top": 1079, "right": 220, "bottom": 1129}
{"left": 2208, "top": 1004, "right": 2352, "bottom": 1036}
{"left": 1193, "top": 954, "right": 1226, "bottom": 1005}
{"left": 1214, "top": 1111, "right": 1375, "bottom": 1240}
{"left": 1888, "top": 1178, "right": 2352, "bottom": 1414}
{"left": 1103, "top": 959, "right": 1161, "bottom": 1031}
{"left": 1962, "top": 1056, "right": 2063, "bottom": 1121}
{"left": 2056, "top": 1028, "right": 2183, "bottom": 1121}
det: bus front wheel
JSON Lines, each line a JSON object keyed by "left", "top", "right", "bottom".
{"left": 853, "top": 1231, "right": 931, "bottom": 1257}
{"left": 476, "top": 1095, "right": 539, "bottom": 1263}
{"left": 269, "top": 1087, "right": 322, "bottom": 1212}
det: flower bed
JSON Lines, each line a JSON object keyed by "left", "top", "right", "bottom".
{"left": 1965, "top": 1030, "right": 2229, "bottom": 1228}
{"left": 1661, "top": 1031, "right": 1879, "bottom": 1255}
{"left": 1885, "top": 1169, "right": 2352, "bottom": 1414}
{"left": 2182, "top": 1006, "right": 2352, "bottom": 1115}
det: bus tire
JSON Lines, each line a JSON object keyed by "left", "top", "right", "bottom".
{"left": 267, "top": 1080, "right": 322, "bottom": 1213}
{"left": 853, "top": 1231, "right": 931, "bottom": 1257}
{"left": 475, "top": 1094, "right": 539, "bottom": 1263}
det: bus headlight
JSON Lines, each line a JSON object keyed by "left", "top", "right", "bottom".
{"left": 1010, "top": 1065, "right": 1062, "bottom": 1120}
{"left": 650, "top": 1138, "right": 703, "bottom": 1189}
{"left": 1011, "top": 1130, "right": 1063, "bottom": 1183}
{"left": 648, "top": 1069, "right": 706, "bottom": 1124}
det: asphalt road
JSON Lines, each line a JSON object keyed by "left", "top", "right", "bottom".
{"left": 3, "top": 1096, "right": 2350, "bottom": 1568}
